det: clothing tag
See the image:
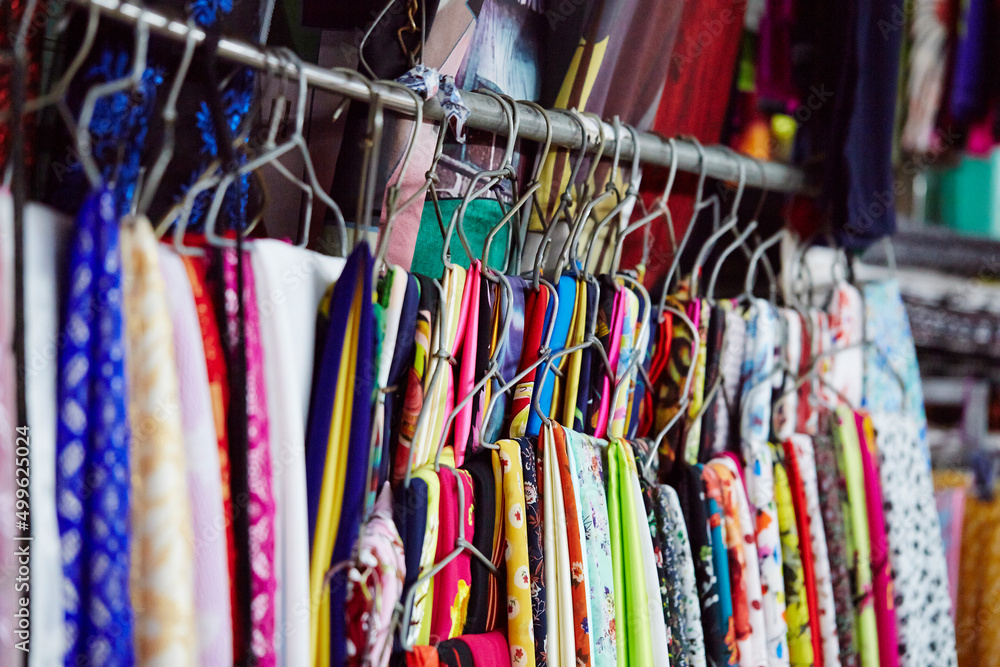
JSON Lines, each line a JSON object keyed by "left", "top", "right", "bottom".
{"left": 439, "top": 75, "right": 470, "bottom": 143}
{"left": 396, "top": 64, "right": 440, "bottom": 99}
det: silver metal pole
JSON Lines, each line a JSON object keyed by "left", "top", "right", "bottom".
{"left": 71, "top": 0, "right": 814, "bottom": 195}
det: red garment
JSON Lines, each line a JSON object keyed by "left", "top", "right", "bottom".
{"left": 407, "top": 645, "right": 441, "bottom": 667}
{"left": 182, "top": 255, "right": 242, "bottom": 660}
{"left": 639, "top": 315, "right": 674, "bottom": 437}
{"left": 508, "top": 286, "right": 551, "bottom": 437}
{"left": 783, "top": 439, "right": 824, "bottom": 667}
{"left": 552, "top": 425, "right": 592, "bottom": 666}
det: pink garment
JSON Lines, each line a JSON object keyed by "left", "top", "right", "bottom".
{"left": 222, "top": 249, "right": 277, "bottom": 665}
{"left": 856, "top": 413, "right": 899, "bottom": 667}
{"left": 453, "top": 262, "right": 481, "bottom": 465}
{"left": 935, "top": 484, "right": 967, "bottom": 614}
{"left": 430, "top": 467, "right": 474, "bottom": 642}
{"left": 594, "top": 288, "right": 626, "bottom": 439}
{"left": 159, "top": 248, "right": 234, "bottom": 666}
{"left": 461, "top": 630, "right": 510, "bottom": 664}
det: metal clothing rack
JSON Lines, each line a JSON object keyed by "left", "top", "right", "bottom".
{"left": 70, "top": 0, "right": 814, "bottom": 196}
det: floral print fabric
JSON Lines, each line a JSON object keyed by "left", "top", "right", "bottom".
{"left": 770, "top": 444, "right": 813, "bottom": 666}
{"left": 498, "top": 439, "right": 536, "bottom": 667}
{"left": 788, "top": 435, "right": 840, "bottom": 667}
{"left": 813, "top": 418, "right": 858, "bottom": 667}
{"left": 567, "top": 430, "right": 618, "bottom": 666}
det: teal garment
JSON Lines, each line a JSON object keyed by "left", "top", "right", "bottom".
{"left": 411, "top": 198, "right": 511, "bottom": 277}
{"left": 567, "top": 429, "right": 618, "bottom": 667}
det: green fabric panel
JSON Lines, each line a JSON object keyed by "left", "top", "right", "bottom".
{"left": 409, "top": 198, "right": 511, "bottom": 277}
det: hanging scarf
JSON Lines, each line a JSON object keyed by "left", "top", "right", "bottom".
{"left": 701, "top": 463, "right": 737, "bottom": 664}
{"left": 160, "top": 248, "right": 233, "bottom": 667}
{"left": 345, "top": 483, "right": 405, "bottom": 667}
{"left": 497, "top": 439, "right": 537, "bottom": 667}
{"left": 510, "top": 286, "right": 552, "bottom": 437}
{"left": 787, "top": 435, "right": 840, "bottom": 667}
{"left": 221, "top": 247, "right": 278, "bottom": 666}
{"left": 770, "top": 443, "right": 813, "bottom": 666}
{"left": 832, "top": 407, "right": 877, "bottom": 667}
{"left": 393, "top": 275, "right": 439, "bottom": 482}
{"left": 567, "top": 429, "right": 618, "bottom": 667}
{"left": 56, "top": 190, "right": 136, "bottom": 666}
{"left": 122, "top": 214, "right": 197, "bottom": 663}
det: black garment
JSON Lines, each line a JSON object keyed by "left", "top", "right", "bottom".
{"left": 460, "top": 448, "right": 499, "bottom": 635}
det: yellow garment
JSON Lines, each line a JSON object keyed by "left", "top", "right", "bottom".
{"left": 413, "top": 265, "right": 466, "bottom": 469}
{"left": 309, "top": 274, "right": 362, "bottom": 667}
{"left": 121, "top": 218, "right": 197, "bottom": 664}
{"left": 499, "top": 439, "right": 536, "bottom": 667}
{"left": 955, "top": 487, "right": 1000, "bottom": 667}
{"left": 410, "top": 465, "right": 442, "bottom": 646}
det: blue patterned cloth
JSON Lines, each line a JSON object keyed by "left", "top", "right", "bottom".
{"left": 55, "top": 189, "right": 134, "bottom": 666}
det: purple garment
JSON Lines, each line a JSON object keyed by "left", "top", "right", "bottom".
{"left": 949, "top": 0, "right": 991, "bottom": 123}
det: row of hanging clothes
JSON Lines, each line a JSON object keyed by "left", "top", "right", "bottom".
{"left": 0, "top": 4, "right": 956, "bottom": 667}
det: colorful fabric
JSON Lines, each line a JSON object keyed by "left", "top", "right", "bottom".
{"left": 462, "top": 448, "right": 503, "bottom": 634}
{"left": 788, "top": 435, "right": 840, "bottom": 667}
{"left": 813, "top": 418, "right": 858, "bottom": 667}
{"left": 183, "top": 255, "right": 240, "bottom": 656}
{"left": 832, "top": 407, "right": 878, "bottom": 667}
{"left": 121, "top": 215, "right": 198, "bottom": 664}
{"left": 431, "top": 462, "right": 475, "bottom": 641}
{"left": 771, "top": 444, "right": 813, "bottom": 666}
{"left": 954, "top": 483, "right": 1000, "bottom": 667}
{"left": 855, "top": 414, "right": 898, "bottom": 667}
{"left": 683, "top": 300, "right": 709, "bottom": 465}
{"left": 527, "top": 276, "right": 577, "bottom": 437}
{"left": 517, "top": 436, "right": 546, "bottom": 666}
{"left": 661, "top": 483, "right": 708, "bottom": 667}
{"left": 498, "top": 439, "right": 536, "bottom": 667}
{"left": 644, "top": 476, "right": 689, "bottom": 667}
{"left": 510, "top": 287, "right": 552, "bottom": 438}
{"left": 712, "top": 456, "right": 769, "bottom": 667}
{"left": 393, "top": 275, "right": 439, "bottom": 483}
{"left": 159, "top": 248, "right": 233, "bottom": 667}
{"left": 551, "top": 426, "right": 592, "bottom": 666}
{"left": 567, "top": 430, "right": 618, "bottom": 666}
{"left": 781, "top": 439, "right": 824, "bottom": 667}
{"left": 56, "top": 190, "right": 136, "bottom": 666}
{"left": 221, "top": 247, "right": 279, "bottom": 666}
{"left": 702, "top": 463, "right": 736, "bottom": 665}
{"left": 864, "top": 280, "right": 956, "bottom": 666}
{"left": 345, "top": 484, "right": 405, "bottom": 667}
{"left": 609, "top": 439, "right": 654, "bottom": 666}
{"left": 934, "top": 471, "right": 969, "bottom": 616}
{"left": 711, "top": 305, "right": 746, "bottom": 458}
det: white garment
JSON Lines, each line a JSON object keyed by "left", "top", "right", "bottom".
{"left": 159, "top": 247, "right": 233, "bottom": 667}
{"left": 250, "top": 240, "right": 345, "bottom": 665}
{"left": 20, "top": 199, "right": 73, "bottom": 667}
